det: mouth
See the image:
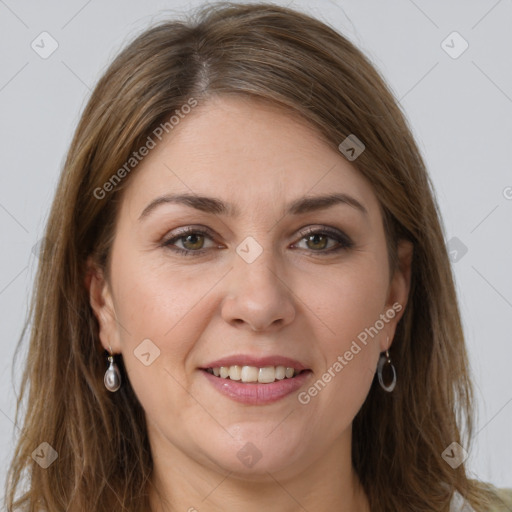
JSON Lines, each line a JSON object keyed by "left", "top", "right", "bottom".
{"left": 203, "top": 365, "right": 310, "bottom": 384}
{"left": 201, "top": 366, "right": 312, "bottom": 405}
{"left": 199, "top": 355, "right": 312, "bottom": 404}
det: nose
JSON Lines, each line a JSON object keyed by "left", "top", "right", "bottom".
{"left": 220, "top": 248, "right": 296, "bottom": 332}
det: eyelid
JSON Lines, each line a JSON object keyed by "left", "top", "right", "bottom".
{"left": 163, "top": 224, "right": 217, "bottom": 240}
{"left": 296, "top": 225, "right": 352, "bottom": 243}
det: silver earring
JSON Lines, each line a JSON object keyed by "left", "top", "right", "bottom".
{"left": 104, "top": 345, "right": 121, "bottom": 392}
{"left": 377, "top": 348, "right": 396, "bottom": 392}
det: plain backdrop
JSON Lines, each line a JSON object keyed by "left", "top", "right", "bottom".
{"left": 0, "top": 0, "right": 511, "bottom": 501}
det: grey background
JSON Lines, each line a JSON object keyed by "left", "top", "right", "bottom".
{"left": 1, "top": 0, "right": 511, "bottom": 501}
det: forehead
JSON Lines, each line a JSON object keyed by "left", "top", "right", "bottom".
{"left": 119, "top": 94, "right": 381, "bottom": 222}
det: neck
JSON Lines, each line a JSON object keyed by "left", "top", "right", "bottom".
{"left": 146, "top": 423, "right": 370, "bottom": 512}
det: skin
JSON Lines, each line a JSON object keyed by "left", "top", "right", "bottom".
{"left": 88, "top": 94, "right": 413, "bottom": 512}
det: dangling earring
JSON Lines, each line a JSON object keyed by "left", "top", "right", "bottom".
{"left": 104, "top": 345, "right": 121, "bottom": 392}
{"left": 377, "top": 338, "right": 396, "bottom": 392}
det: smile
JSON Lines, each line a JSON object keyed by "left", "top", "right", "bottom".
{"left": 201, "top": 366, "right": 312, "bottom": 405}
{"left": 205, "top": 365, "right": 305, "bottom": 384}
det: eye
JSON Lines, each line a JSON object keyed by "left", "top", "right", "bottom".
{"left": 292, "top": 226, "right": 354, "bottom": 255}
{"left": 161, "top": 227, "right": 218, "bottom": 256}
{"left": 161, "top": 225, "right": 353, "bottom": 256}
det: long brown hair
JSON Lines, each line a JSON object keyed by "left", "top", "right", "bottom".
{"left": 5, "top": 2, "right": 503, "bottom": 510}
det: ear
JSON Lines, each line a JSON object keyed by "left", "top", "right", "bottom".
{"left": 85, "top": 256, "right": 121, "bottom": 354}
{"left": 380, "top": 239, "right": 414, "bottom": 352}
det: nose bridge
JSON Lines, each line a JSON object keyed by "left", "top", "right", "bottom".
{"left": 234, "top": 232, "right": 284, "bottom": 297}
{"left": 221, "top": 232, "right": 296, "bottom": 330}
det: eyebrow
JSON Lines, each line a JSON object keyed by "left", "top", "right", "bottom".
{"left": 138, "top": 192, "right": 368, "bottom": 221}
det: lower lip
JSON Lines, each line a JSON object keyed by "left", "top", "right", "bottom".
{"left": 201, "top": 369, "right": 312, "bottom": 405}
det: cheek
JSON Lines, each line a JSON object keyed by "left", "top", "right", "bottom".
{"left": 109, "top": 268, "right": 214, "bottom": 437}
{"left": 107, "top": 246, "right": 212, "bottom": 404}
{"left": 299, "top": 287, "right": 382, "bottom": 440}
{"left": 111, "top": 244, "right": 216, "bottom": 343}
{"left": 300, "top": 255, "right": 389, "bottom": 344}
{"left": 295, "top": 258, "right": 386, "bottom": 421}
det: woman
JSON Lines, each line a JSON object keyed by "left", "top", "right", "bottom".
{"left": 5, "top": 2, "right": 511, "bottom": 511}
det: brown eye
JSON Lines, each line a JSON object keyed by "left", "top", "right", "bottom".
{"left": 180, "top": 233, "right": 205, "bottom": 251}
{"left": 293, "top": 227, "right": 354, "bottom": 255}
{"left": 304, "top": 233, "right": 329, "bottom": 251}
{"left": 162, "top": 226, "right": 353, "bottom": 257}
{"left": 162, "top": 227, "right": 217, "bottom": 256}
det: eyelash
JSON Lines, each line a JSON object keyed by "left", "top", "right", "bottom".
{"left": 161, "top": 226, "right": 354, "bottom": 257}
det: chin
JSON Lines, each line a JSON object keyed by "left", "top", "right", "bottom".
{"left": 200, "top": 424, "right": 310, "bottom": 478}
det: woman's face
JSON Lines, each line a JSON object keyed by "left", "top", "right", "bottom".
{"left": 89, "top": 95, "right": 412, "bottom": 479}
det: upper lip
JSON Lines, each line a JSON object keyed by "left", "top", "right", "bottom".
{"left": 201, "top": 355, "right": 310, "bottom": 371}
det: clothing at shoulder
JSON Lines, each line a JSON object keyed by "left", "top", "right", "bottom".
{"left": 450, "top": 488, "right": 512, "bottom": 511}
{"left": 491, "top": 488, "right": 512, "bottom": 510}
{"left": 450, "top": 490, "right": 476, "bottom": 512}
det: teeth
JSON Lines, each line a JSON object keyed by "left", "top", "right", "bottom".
{"left": 258, "top": 366, "right": 275, "bottom": 383}
{"left": 229, "top": 365, "right": 241, "bottom": 380}
{"left": 241, "top": 366, "right": 259, "bottom": 382}
{"left": 207, "top": 365, "right": 302, "bottom": 383}
{"left": 275, "top": 366, "right": 286, "bottom": 380}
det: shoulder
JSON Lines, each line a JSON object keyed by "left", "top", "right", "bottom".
{"left": 451, "top": 487, "right": 512, "bottom": 512}
{"left": 491, "top": 487, "right": 512, "bottom": 510}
